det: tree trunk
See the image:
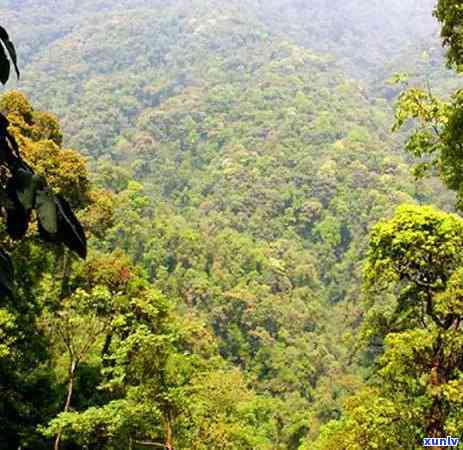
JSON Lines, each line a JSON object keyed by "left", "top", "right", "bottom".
{"left": 54, "top": 360, "right": 76, "bottom": 450}
{"left": 164, "top": 411, "right": 174, "bottom": 450}
{"left": 60, "top": 250, "right": 71, "bottom": 300}
{"left": 427, "top": 358, "right": 444, "bottom": 450}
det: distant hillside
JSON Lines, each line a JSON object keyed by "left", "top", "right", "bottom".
{"left": 1, "top": 0, "right": 453, "bottom": 358}
{"left": 0, "top": 0, "right": 443, "bottom": 154}
{"left": 3, "top": 0, "right": 440, "bottom": 76}
{"left": 0, "top": 3, "right": 456, "bottom": 448}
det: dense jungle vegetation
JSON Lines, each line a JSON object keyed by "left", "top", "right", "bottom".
{"left": 0, "top": 0, "right": 462, "bottom": 448}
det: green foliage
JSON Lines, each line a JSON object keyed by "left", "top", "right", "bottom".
{"left": 0, "top": 91, "right": 281, "bottom": 449}
{"left": 312, "top": 205, "right": 463, "bottom": 448}
{"left": 1, "top": 1, "right": 461, "bottom": 449}
{"left": 393, "top": 86, "right": 463, "bottom": 208}
{"left": 365, "top": 204, "right": 463, "bottom": 296}
{"left": 309, "top": 388, "right": 418, "bottom": 450}
{"left": 435, "top": 0, "right": 463, "bottom": 70}
{"left": 393, "top": 0, "right": 463, "bottom": 210}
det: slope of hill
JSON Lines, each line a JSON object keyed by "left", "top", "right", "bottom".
{"left": 0, "top": 1, "right": 457, "bottom": 448}
{"left": 1, "top": 0, "right": 442, "bottom": 153}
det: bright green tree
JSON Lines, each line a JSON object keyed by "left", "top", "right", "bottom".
{"left": 310, "top": 205, "right": 463, "bottom": 449}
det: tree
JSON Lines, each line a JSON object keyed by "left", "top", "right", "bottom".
{"left": 311, "top": 205, "right": 463, "bottom": 449}
{"left": 41, "top": 273, "right": 273, "bottom": 449}
{"left": 365, "top": 205, "right": 463, "bottom": 442}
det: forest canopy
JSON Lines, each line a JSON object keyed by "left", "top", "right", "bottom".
{"left": 0, "top": 1, "right": 462, "bottom": 449}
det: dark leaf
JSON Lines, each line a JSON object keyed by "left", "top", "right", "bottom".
{"left": 0, "top": 43, "right": 10, "bottom": 85}
{"left": 0, "top": 139, "right": 12, "bottom": 164}
{"left": 6, "top": 180, "right": 30, "bottom": 239}
{"left": 0, "top": 27, "right": 9, "bottom": 42}
{"left": 3, "top": 40, "right": 19, "bottom": 79}
{"left": 0, "top": 26, "right": 19, "bottom": 79}
{"left": 5, "top": 128, "right": 19, "bottom": 157}
{"left": 0, "top": 248, "right": 14, "bottom": 296}
{"left": 6, "top": 201, "right": 30, "bottom": 240}
{"left": 36, "top": 188, "right": 58, "bottom": 234}
{"left": 38, "top": 221, "right": 58, "bottom": 243}
{"left": 0, "top": 114, "right": 19, "bottom": 159}
{"left": 55, "top": 195, "right": 87, "bottom": 259}
{"left": 10, "top": 169, "right": 42, "bottom": 211}
{"left": 0, "top": 186, "right": 15, "bottom": 210}
{"left": 0, "top": 114, "right": 8, "bottom": 132}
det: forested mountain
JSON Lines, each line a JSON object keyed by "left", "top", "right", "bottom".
{"left": 0, "top": 1, "right": 461, "bottom": 449}
{"left": 1, "top": 0, "right": 444, "bottom": 154}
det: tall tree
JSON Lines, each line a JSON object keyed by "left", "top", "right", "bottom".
{"left": 310, "top": 205, "right": 463, "bottom": 449}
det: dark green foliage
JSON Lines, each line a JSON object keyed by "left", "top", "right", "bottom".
{"left": 435, "top": 0, "right": 463, "bottom": 70}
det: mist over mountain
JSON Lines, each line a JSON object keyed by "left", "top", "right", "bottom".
{"left": 4, "top": 0, "right": 441, "bottom": 73}
{"left": 0, "top": 0, "right": 445, "bottom": 156}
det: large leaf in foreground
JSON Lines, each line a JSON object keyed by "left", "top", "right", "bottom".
{"left": 9, "top": 168, "right": 42, "bottom": 212}
{"left": 5, "top": 186, "right": 30, "bottom": 240}
{"left": 0, "top": 26, "right": 19, "bottom": 81}
{"left": 55, "top": 195, "right": 87, "bottom": 259}
{"left": 36, "top": 188, "right": 58, "bottom": 235}
{"left": 0, "top": 43, "right": 10, "bottom": 85}
{"left": 37, "top": 192, "right": 87, "bottom": 259}
{"left": 0, "top": 114, "right": 19, "bottom": 162}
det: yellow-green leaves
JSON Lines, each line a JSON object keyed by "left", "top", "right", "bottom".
{"left": 365, "top": 204, "right": 463, "bottom": 300}
{"left": 314, "top": 204, "right": 463, "bottom": 449}
{"left": 393, "top": 88, "right": 448, "bottom": 179}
